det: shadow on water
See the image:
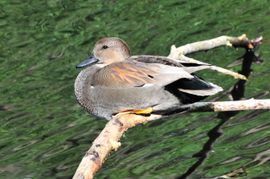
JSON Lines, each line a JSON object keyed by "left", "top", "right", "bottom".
{"left": 177, "top": 48, "right": 260, "bottom": 178}
{"left": 178, "top": 117, "right": 228, "bottom": 179}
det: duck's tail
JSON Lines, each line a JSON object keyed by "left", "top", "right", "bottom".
{"left": 166, "top": 76, "right": 223, "bottom": 104}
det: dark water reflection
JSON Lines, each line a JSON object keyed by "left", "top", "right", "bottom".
{"left": 1, "top": 0, "right": 270, "bottom": 179}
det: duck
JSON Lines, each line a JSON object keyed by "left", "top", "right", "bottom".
{"left": 74, "top": 37, "right": 223, "bottom": 120}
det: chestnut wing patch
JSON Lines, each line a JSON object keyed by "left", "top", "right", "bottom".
{"left": 92, "top": 62, "right": 194, "bottom": 88}
{"left": 92, "top": 62, "right": 157, "bottom": 87}
{"left": 109, "top": 63, "right": 157, "bottom": 87}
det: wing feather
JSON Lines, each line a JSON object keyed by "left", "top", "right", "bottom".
{"left": 92, "top": 61, "right": 193, "bottom": 87}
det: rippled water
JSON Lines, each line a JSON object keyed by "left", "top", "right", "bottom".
{"left": 0, "top": 0, "right": 270, "bottom": 178}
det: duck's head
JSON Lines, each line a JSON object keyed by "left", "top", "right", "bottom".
{"left": 76, "top": 37, "right": 131, "bottom": 68}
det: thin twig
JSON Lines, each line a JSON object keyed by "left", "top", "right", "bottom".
{"left": 168, "top": 34, "right": 262, "bottom": 57}
{"left": 168, "top": 35, "right": 262, "bottom": 80}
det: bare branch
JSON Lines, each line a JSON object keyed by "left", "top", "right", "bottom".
{"left": 168, "top": 34, "right": 262, "bottom": 57}
{"left": 73, "top": 99, "right": 270, "bottom": 179}
{"left": 168, "top": 35, "right": 262, "bottom": 80}
{"left": 72, "top": 114, "right": 161, "bottom": 179}
{"left": 73, "top": 35, "right": 264, "bottom": 179}
{"left": 176, "top": 99, "right": 270, "bottom": 112}
{"left": 178, "top": 55, "right": 248, "bottom": 80}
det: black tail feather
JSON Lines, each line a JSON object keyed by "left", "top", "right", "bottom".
{"left": 165, "top": 76, "right": 222, "bottom": 104}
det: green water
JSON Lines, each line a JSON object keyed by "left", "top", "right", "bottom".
{"left": 0, "top": 0, "right": 270, "bottom": 178}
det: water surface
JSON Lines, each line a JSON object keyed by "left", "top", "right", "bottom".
{"left": 0, "top": 0, "right": 270, "bottom": 178}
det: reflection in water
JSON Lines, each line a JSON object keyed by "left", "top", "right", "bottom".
{"left": 253, "top": 148, "right": 270, "bottom": 166}
{"left": 247, "top": 136, "right": 270, "bottom": 149}
{"left": 242, "top": 123, "right": 270, "bottom": 136}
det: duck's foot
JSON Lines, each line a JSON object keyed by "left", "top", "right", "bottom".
{"left": 122, "top": 107, "right": 153, "bottom": 115}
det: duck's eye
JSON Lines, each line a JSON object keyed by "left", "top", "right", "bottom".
{"left": 102, "top": 45, "right": 109, "bottom": 49}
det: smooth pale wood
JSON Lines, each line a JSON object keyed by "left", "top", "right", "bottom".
{"left": 168, "top": 34, "right": 262, "bottom": 57}
{"left": 168, "top": 35, "right": 262, "bottom": 80}
{"left": 212, "top": 99, "right": 270, "bottom": 112}
{"left": 177, "top": 99, "right": 270, "bottom": 112}
{"left": 72, "top": 114, "right": 161, "bottom": 179}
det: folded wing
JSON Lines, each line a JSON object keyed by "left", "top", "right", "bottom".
{"left": 92, "top": 61, "right": 194, "bottom": 88}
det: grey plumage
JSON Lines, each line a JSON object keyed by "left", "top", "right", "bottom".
{"left": 75, "top": 37, "right": 223, "bottom": 120}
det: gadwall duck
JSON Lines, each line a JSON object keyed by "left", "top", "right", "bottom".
{"left": 75, "top": 37, "right": 222, "bottom": 120}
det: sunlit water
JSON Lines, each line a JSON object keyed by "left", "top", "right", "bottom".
{"left": 0, "top": 1, "right": 270, "bottom": 178}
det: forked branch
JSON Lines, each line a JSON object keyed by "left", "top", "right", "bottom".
{"left": 73, "top": 35, "right": 266, "bottom": 179}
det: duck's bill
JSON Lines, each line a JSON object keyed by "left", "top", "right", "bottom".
{"left": 76, "top": 55, "right": 98, "bottom": 68}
